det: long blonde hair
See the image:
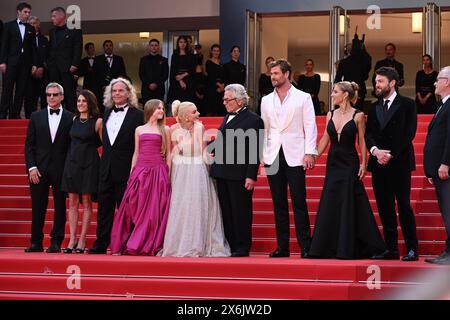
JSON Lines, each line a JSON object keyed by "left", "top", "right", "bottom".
{"left": 144, "top": 99, "right": 168, "bottom": 158}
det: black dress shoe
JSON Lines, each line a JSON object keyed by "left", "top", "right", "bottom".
{"left": 24, "top": 244, "right": 44, "bottom": 253}
{"left": 425, "top": 251, "right": 450, "bottom": 265}
{"left": 269, "top": 249, "right": 290, "bottom": 257}
{"left": 46, "top": 243, "right": 61, "bottom": 253}
{"left": 88, "top": 247, "right": 107, "bottom": 254}
{"left": 402, "top": 250, "right": 419, "bottom": 261}
{"left": 230, "top": 252, "right": 249, "bottom": 257}
{"left": 372, "top": 250, "right": 400, "bottom": 260}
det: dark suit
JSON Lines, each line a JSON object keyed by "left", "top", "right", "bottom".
{"left": 47, "top": 25, "right": 83, "bottom": 113}
{"left": 24, "top": 33, "right": 49, "bottom": 118}
{"left": 365, "top": 94, "right": 418, "bottom": 253}
{"left": 78, "top": 56, "right": 95, "bottom": 91}
{"left": 139, "top": 53, "right": 169, "bottom": 103}
{"left": 93, "top": 107, "right": 144, "bottom": 250}
{"left": 24, "top": 108, "right": 73, "bottom": 246}
{"left": 0, "top": 20, "right": 38, "bottom": 118}
{"left": 209, "top": 108, "right": 264, "bottom": 255}
{"left": 424, "top": 98, "right": 450, "bottom": 253}
{"left": 93, "top": 54, "right": 127, "bottom": 113}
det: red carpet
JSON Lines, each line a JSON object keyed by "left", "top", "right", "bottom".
{"left": 0, "top": 115, "right": 447, "bottom": 299}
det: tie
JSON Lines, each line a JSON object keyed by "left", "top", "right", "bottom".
{"left": 227, "top": 111, "right": 238, "bottom": 116}
{"left": 50, "top": 108, "right": 60, "bottom": 115}
{"left": 106, "top": 55, "right": 112, "bottom": 66}
{"left": 383, "top": 100, "right": 389, "bottom": 112}
{"left": 18, "top": 21, "right": 25, "bottom": 25}
{"left": 113, "top": 106, "right": 125, "bottom": 113}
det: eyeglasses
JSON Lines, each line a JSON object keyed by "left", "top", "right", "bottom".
{"left": 46, "top": 93, "right": 61, "bottom": 97}
{"left": 223, "top": 98, "right": 237, "bottom": 103}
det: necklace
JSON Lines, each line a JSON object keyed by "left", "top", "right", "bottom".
{"left": 339, "top": 107, "right": 351, "bottom": 115}
{"left": 79, "top": 117, "right": 89, "bottom": 124}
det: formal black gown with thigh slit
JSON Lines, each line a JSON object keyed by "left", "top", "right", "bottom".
{"left": 309, "top": 110, "right": 386, "bottom": 259}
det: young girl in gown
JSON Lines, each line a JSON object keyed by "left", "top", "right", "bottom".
{"left": 308, "top": 81, "right": 386, "bottom": 259}
{"left": 110, "top": 99, "right": 171, "bottom": 255}
{"left": 159, "top": 100, "right": 230, "bottom": 257}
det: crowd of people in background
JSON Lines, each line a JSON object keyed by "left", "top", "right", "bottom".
{"left": 1, "top": 3, "right": 449, "bottom": 265}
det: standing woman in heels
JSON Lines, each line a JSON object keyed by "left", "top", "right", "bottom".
{"left": 61, "top": 90, "right": 103, "bottom": 253}
{"left": 308, "top": 81, "right": 385, "bottom": 259}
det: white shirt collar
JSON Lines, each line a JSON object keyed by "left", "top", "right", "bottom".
{"left": 383, "top": 90, "right": 397, "bottom": 109}
{"left": 442, "top": 94, "right": 450, "bottom": 105}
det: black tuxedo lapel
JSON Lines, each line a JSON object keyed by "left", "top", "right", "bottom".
{"left": 40, "top": 110, "right": 53, "bottom": 143}
{"left": 14, "top": 22, "right": 23, "bottom": 45}
{"left": 428, "top": 100, "right": 449, "bottom": 133}
{"left": 53, "top": 110, "right": 70, "bottom": 144}
{"left": 114, "top": 108, "right": 134, "bottom": 145}
{"left": 376, "top": 100, "right": 384, "bottom": 127}
{"left": 380, "top": 96, "right": 401, "bottom": 131}
{"left": 224, "top": 108, "right": 249, "bottom": 129}
{"left": 103, "top": 108, "right": 113, "bottom": 146}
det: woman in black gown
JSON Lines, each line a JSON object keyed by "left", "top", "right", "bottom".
{"left": 167, "top": 36, "right": 196, "bottom": 108}
{"left": 205, "top": 44, "right": 225, "bottom": 116}
{"left": 309, "top": 81, "right": 385, "bottom": 259}
{"left": 61, "top": 90, "right": 103, "bottom": 253}
{"left": 415, "top": 54, "right": 438, "bottom": 114}
{"left": 297, "top": 59, "right": 321, "bottom": 115}
{"left": 258, "top": 56, "right": 274, "bottom": 115}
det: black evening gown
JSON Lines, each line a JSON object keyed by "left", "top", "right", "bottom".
{"left": 205, "top": 60, "right": 225, "bottom": 116}
{"left": 61, "top": 117, "right": 101, "bottom": 194}
{"left": 167, "top": 52, "right": 196, "bottom": 104}
{"left": 415, "top": 70, "right": 438, "bottom": 114}
{"left": 309, "top": 110, "right": 386, "bottom": 259}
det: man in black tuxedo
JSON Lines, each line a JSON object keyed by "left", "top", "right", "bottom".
{"left": 139, "top": 39, "right": 169, "bottom": 104}
{"left": 424, "top": 66, "right": 450, "bottom": 265}
{"left": 372, "top": 43, "right": 405, "bottom": 97}
{"left": 24, "top": 16, "right": 49, "bottom": 118}
{"left": 93, "top": 40, "right": 127, "bottom": 115}
{"left": 0, "top": 2, "right": 38, "bottom": 119}
{"left": 24, "top": 82, "right": 73, "bottom": 253}
{"left": 89, "top": 77, "right": 144, "bottom": 254}
{"left": 47, "top": 7, "right": 82, "bottom": 113}
{"left": 77, "top": 42, "right": 96, "bottom": 92}
{"left": 209, "top": 83, "right": 264, "bottom": 257}
{"left": 365, "top": 66, "right": 418, "bottom": 261}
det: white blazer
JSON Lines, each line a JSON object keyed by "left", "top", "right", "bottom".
{"left": 261, "top": 86, "right": 318, "bottom": 167}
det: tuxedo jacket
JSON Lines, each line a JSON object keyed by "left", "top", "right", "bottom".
{"left": 93, "top": 54, "right": 127, "bottom": 92}
{"left": 209, "top": 108, "right": 264, "bottom": 181}
{"left": 139, "top": 54, "right": 169, "bottom": 99}
{"left": 100, "top": 107, "right": 144, "bottom": 183}
{"left": 0, "top": 20, "right": 38, "bottom": 67}
{"left": 35, "top": 33, "right": 49, "bottom": 69}
{"left": 424, "top": 99, "right": 450, "bottom": 178}
{"left": 47, "top": 26, "right": 83, "bottom": 72}
{"left": 24, "top": 109, "right": 74, "bottom": 177}
{"left": 365, "top": 94, "right": 417, "bottom": 172}
{"left": 260, "top": 86, "right": 318, "bottom": 167}
{"left": 78, "top": 56, "right": 95, "bottom": 90}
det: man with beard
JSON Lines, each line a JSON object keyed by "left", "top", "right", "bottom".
{"left": 261, "top": 59, "right": 318, "bottom": 258}
{"left": 365, "top": 66, "right": 418, "bottom": 261}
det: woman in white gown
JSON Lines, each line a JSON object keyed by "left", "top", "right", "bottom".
{"left": 159, "top": 100, "right": 230, "bottom": 257}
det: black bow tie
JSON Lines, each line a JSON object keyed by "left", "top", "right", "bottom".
{"left": 228, "top": 112, "right": 238, "bottom": 116}
{"left": 18, "top": 21, "right": 25, "bottom": 25}
{"left": 50, "top": 108, "right": 60, "bottom": 115}
{"left": 113, "top": 106, "right": 126, "bottom": 113}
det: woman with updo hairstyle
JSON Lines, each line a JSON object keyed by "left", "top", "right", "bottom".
{"left": 110, "top": 99, "right": 171, "bottom": 256}
{"left": 159, "top": 100, "right": 231, "bottom": 257}
{"left": 308, "top": 81, "right": 386, "bottom": 259}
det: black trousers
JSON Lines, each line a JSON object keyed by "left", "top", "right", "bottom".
{"left": 265, "top": 148, "right": 311, "bottom": 252}
{"left": 48, "top": 68, "right": 77, "bottom": 113}
{"left": 432, "top": 176, "right": 450, "bottom": 252}
{"left": 0, "top": 62, "right": 31, "bottom": 118}
{"left": 29, "top": 169, "right": 66, "bottom": 245}
{"left": 24, "top": 74, "right": 48, "bottom": 119}
{"left": 93, "top": 172, "right": 127, "bottom": 250}
{"left": 372, "top": 167, "right": 418, "bottom": 252}
{"left": 216, "top": 178, "right": 254, "bottom": 254}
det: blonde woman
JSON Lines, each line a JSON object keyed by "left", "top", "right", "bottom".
{"left": 308, "top": 81, "right": 385, "bottom": 259}
{"left": 159, "top": 100, "right": 230, "bottom": 257}
{"left": 110, "top": 99, "right": 171, "bottom": 256}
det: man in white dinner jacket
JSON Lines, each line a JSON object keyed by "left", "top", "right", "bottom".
{"left": 261, "top": 59, "right": 318, "bottom": 258}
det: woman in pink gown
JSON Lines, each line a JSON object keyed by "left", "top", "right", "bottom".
{"left": 110, "top": 99, "right": 171, "bottom": 255}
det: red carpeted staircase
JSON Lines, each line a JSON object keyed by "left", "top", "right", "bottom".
{"left": 0, "top": 116, "right": 447, "bottom": 300}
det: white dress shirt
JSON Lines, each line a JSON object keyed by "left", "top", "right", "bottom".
{"left": 48, "top": 106, "right": 63, "bottom": 143}
{"left": 273, "top": 85, "right": 294, "bottom": 125}
{"left": 370, "top": 91, "right": 398, "bottom": 155}
{"left": 105, "top": 54, "right": 113, "bottom": 68}
{"left": 226, "top": 106, "right": 246, "bottom": 124}
{"left": 17, "top": 19, "right": 25, "bottom": 41}
{"left": 106, "top": 104, "right": 129, "bottom": 145}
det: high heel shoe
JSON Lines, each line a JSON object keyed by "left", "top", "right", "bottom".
{"left": 75, "top": 248, "right": 85, "bottom": 254}
{"left": 63, "top": 241, "right": 78, "bottom": 254}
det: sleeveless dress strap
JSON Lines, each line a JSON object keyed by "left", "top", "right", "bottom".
{"left": 352, "top": 109, "right": 359, "bottom": 119}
